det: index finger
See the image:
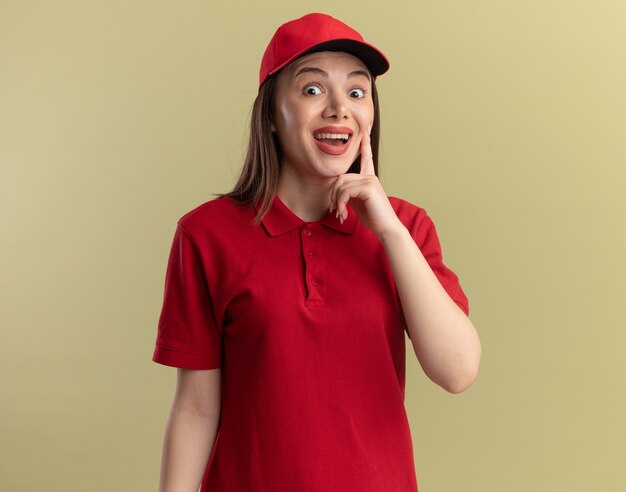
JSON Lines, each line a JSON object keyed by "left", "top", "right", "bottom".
{"left": 359, "top": 124, "right": 375, "bottom": 175}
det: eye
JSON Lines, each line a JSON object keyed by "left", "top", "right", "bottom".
{"left": 349, "top": 88, "right": 367, "bottom": 99}
{"left": 303, "top": 84, "right": 323, "bottom": 96}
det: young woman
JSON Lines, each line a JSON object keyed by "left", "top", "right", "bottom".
{"left": 153, "top": 12, "right": 481, "bottom": 492}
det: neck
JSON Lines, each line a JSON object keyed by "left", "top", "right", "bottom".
{"left": 276, "top": 173, "right": 334, "bottom": 222}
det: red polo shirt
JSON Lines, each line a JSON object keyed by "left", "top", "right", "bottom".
{"left": 153, "top": 194, "right": 469, "bottom": 492}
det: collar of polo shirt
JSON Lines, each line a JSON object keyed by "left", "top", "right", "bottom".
{"left": 254, "top": 194, "right": 358, "bottom": 236}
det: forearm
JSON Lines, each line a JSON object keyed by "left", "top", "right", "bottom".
{"left": 379, "top": 225, "right": 481, "bottom": 393}
{"left": 159, "top": 405, "right": 220, "bottom": 492}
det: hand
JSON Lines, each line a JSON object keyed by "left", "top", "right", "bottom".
{"left": 329, "top": 125, "right": 405, "bottom": 238}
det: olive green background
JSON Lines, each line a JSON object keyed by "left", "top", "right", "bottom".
{"left": 1, "top": 1, "right": 624, "bottom": 491}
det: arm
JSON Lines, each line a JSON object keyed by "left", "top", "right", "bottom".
{"left": 379, "top": 226, "right": 481, "bottom": 394}
{"left": 159, "top": 367, "right": 222, "bottom": 492}
{"left": 328, "top": 128, "right": 480, "bottom": 393}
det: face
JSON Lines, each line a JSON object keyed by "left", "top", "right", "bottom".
{"left": 271, "top": 51, "right": 375, "bottom": 180}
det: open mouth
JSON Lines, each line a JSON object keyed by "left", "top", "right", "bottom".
{"left": 312, "top": 132, "right": 352, "bottom": 155}
{"left": 313, "top": 132, "right": 351, "bottom": 145}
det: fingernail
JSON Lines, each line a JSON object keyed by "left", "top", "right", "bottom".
{"left": 368, "top": 125, "right": 372, "bottom": 136}
{"left": 340, "top": 215, "right": 344, "bottom": 225}
{"left": 335, "top": 208, "right": 339, "bottom": 219}
{"left": 329, "top": 202, "right": 334, "bottom": 213}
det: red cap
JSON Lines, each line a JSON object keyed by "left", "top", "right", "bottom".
{"left": 258, "top": 13, "right": 390, "bottom": 92}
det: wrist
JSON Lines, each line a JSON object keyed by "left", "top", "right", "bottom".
{"left": 377, "top": 221, "right": 410, "bottom": 245}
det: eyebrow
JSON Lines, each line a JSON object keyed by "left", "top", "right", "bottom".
{"left": 294, "top": 66, "right": 371, "bottom": 82}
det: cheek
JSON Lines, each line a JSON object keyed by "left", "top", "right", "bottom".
{"left": 276, "top": 103, "right": 314, "bottom": 139}
{"left": 276, "top": 101, "right": 295, "bottom": 128}
{"left": 273, "top": 106, "right": 311, "bottom": 157}
{"left": 276, "top": 94, "right": 302, "bottom": 123}
{"left": 355, "top": 104, "right": 375, "bottom": 129}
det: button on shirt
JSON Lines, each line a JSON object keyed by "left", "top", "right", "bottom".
{"left": 153, "top": 194, "right": 469, "bottom": 492}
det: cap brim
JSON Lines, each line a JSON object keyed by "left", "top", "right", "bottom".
{"left": 268, "top": 38, "right": 390, "bottom": 80}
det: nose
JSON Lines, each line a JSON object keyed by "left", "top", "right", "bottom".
{"left": 322, "top": 90, "right": 349, "bottom": 119}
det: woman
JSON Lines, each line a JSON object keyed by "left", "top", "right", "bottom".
{"left": 153, "top": 12, "right": 481, "bottom": 492}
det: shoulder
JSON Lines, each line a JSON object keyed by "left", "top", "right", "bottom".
{"left": 388, "top": 195, "right": 430, "bottom": 225}
{"left": 387, "top": 195, "right": 442, "bottom": 245}
{"left": 176, "top": 196, "right": 251, "bottom": 239}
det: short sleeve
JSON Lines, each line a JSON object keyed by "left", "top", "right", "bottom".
{"left": 152, "top": 223, "right": 222, "bottom": 369}
{"left": 409, "top": 208, "right": 470, "bottom": 317}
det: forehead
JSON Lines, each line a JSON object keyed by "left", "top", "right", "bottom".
{"left": 286, "top": 50, "right": 369, "bottom": 75}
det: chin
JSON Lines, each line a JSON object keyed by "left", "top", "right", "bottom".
{"left": 326, "top": 150, "right": 359, "bottom": 168}
{"left": 324, "top": 159, "right": 354, "bottom": 176}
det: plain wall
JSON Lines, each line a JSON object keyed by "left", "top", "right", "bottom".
{"left": 1, "top": 1, "right": 624, "bottom": 490}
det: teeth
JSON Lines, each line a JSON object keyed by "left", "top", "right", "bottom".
{"left": 314, "top": 133, "right": 350, "bottom": 140}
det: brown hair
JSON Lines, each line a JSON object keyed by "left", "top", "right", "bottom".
{"left": 213, "top": 72, "right": 382, "bottom": 226}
